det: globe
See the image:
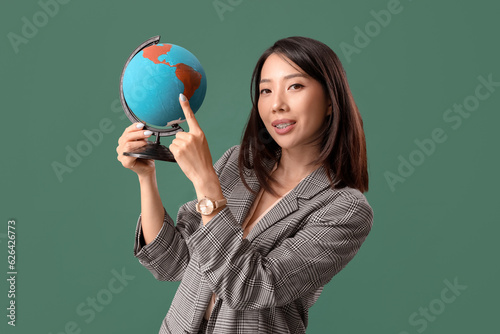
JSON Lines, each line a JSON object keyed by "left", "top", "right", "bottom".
{"left": 119, "top": 36, "right": 207, "bottom": 162}
{"left": 122, "top": 42, "right": 207, "bottom": 127}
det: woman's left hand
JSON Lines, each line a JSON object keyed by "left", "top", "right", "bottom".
{"left": 169, "top": 94, "right": 216, "bottom": 187}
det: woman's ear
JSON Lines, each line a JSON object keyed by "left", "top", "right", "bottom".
{"left": 326, "top": 103, "right": 333, "bottom": 116}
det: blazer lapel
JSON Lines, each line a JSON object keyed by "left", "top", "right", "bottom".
{"left": 245, "top": 190, "right": 299, "bottom": 242}
{"left": 226, "top": 170, "right": 260, "bottom": 226}
{"left": 225, "top": 150, "right": 277, "bottom": 227}
{"left": 244, "top": 165, "right": 334, "bottom": 243}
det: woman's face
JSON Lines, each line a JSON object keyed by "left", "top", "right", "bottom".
{"left": 258, "top": 53, "right": 331, "bottom": 152}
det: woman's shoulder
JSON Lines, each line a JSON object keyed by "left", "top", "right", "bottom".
{"left": 301, "top": 165, "right": 372, "bottom": 208}
{"left": 219, "top": 145, "right": 240, "bottom": 161}
{"left": 213, "top": 145, "right": 241, "bottom": 176}
{"left": 334, "top": 186, "right": 370, "bottom": 205}
{"left": 321, "top": 185, "right": 374, "bottom": 226}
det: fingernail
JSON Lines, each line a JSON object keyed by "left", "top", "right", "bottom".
{"left": 179, "top": 93, "right": 187, "bottom": 102}
{"left": 144, "top": 130, "right": 153, "bottom": 136}
{"left": 136, "top": 123, "right": 145, "bottom": 129}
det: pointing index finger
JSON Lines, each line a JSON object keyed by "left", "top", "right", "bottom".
{"left": 179, "top": 93, "right": 200, "bottom": 132}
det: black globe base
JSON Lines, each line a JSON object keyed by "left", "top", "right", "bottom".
{"left": 123, "top": 141, "right": 176, "bottom": 162}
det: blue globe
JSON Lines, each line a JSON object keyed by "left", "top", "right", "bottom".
{"left": 122, "top": 43, "right": 207, "bottom": 127}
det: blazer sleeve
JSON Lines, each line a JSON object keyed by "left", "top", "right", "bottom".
{"left": 133, "top": 145, "right": 240, "bottom": 281}
{"left": 185, "top": 191, "right": 373, "bottom": 310}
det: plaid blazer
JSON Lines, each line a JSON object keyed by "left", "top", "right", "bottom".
{"left": 133, "top": 145, "right": 373, "bottom": 334}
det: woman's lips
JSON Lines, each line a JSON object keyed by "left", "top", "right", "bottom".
{"left": 273, "top": 122, "right": 296, "bottom": 134}
{"left": 272, "top": 119, "right": 296, "bottom": 127}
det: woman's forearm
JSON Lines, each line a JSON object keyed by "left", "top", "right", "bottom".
{"left": 138, "top": 171, "right": 165, "bottom": 245}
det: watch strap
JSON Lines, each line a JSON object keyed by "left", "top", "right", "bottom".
{"left": 214, "top": 198, "right": 227, "bottom": 210}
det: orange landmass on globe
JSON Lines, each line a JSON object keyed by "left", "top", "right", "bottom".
{"left": 142, "top": 44, "right": 202, "bottom": 100}
{"left": 172, "top": 63, "right": 202, "bottom": 100}
{"left": 142, "top": 44, "right": 173, "bottom": 64}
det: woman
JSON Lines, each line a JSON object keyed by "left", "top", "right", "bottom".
{"left": 116, "top": 36, "right": 373, "bottom": 334}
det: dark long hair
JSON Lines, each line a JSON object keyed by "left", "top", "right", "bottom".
{"left": 238, "top": 36, "right": 369, "bottom": 194}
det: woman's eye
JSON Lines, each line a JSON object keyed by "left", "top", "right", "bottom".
{"left": 289, "top": 84, "right": 304, "bottom": 90}
{"left": 260, "top": 88, "right": 271, "bottom": 95}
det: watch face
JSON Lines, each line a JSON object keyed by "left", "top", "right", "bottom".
{"left": 199, "top": 198, "right": 214, "bottom": 215}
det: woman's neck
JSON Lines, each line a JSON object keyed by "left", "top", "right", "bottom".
{"left": 274, "top": 146, "right": 322, "bottom": 183}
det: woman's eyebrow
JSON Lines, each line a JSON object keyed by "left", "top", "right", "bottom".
{"left": 260, "top": 73, "right": 308, "bottom": 84}
{"left": 284, "top": 73, "right": 308, "bottom": 80}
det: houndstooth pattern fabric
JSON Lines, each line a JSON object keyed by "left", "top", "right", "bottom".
{"left": 133, "top": 145, "right": 373, "bottom": 334}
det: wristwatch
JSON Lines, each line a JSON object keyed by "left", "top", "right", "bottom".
{"left": 196, "top": 196, "right": 227, "bottom": 215}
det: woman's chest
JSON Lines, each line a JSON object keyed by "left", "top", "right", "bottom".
{"left": 242, "top": 190, "right": 285, "bottom": 239}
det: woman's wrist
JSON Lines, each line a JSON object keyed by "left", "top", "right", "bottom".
{"left": 193, "top": 171, "right": 223, "bottom": 201}
{"left": 138, "top": 170, "right": 157, "bottom": 185}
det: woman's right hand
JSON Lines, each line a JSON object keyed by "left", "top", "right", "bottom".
{"left": 116, "top": 122, "right": 156, "bottom": 177}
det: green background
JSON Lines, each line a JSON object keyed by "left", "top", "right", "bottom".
{"left": 1, "top": 0, "right": 498, "bottom": 333}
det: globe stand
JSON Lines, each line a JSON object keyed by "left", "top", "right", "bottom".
{"left": 122, "top": 125, "right": 180, "bottom": 162}
{"left": 119, "top": 35, "right": 185, "bottom": 163}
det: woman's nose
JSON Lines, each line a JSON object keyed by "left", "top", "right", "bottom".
{"left": 272, "top": 91, "right": 288, "bottom": 112}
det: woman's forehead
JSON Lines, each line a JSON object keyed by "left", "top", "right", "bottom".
{"left": 260, "top": 53, "right": 307, "bottom": 81}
